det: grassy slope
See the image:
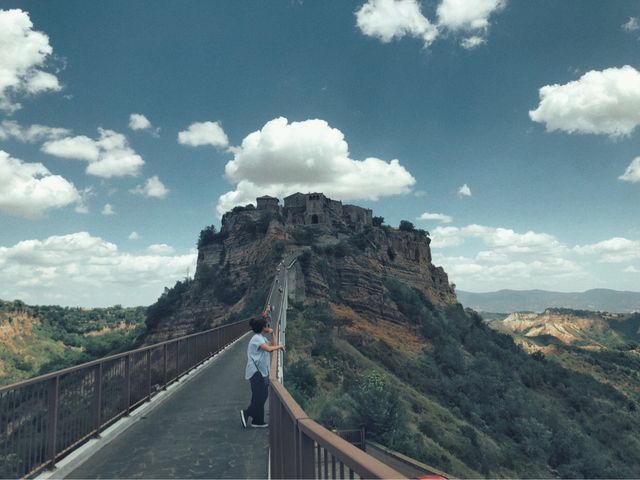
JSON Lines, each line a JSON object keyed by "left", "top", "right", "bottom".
{"left": 0, "top": 301, "right": 146, "bottom": 386}
{"left": 284, "top": 294, "right": 640, "bottom": 479}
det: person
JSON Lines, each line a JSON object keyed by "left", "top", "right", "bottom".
{"left": 240, "top": 316, "right": 284, "bottom": 428}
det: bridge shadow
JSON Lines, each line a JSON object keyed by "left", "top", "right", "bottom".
{"left": 66, "top": 333, "right": 268, "bottom": 479}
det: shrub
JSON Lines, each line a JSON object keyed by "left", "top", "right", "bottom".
{"left": 399, "top": 220, "right": 415, "bottom": 232}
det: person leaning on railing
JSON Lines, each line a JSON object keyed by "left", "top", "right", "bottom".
{"left": 240, "top": 315, "right": 284, "bottom": 428}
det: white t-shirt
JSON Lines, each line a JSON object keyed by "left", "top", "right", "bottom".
{"left": 245, "top": 333, "right": 270, "bottom": 379}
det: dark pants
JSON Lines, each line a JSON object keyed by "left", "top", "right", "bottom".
{"left": 245, "top": 372, "right": 269, "bottom": 425}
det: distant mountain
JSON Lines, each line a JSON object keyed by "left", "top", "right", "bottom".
{"left": 457, "top": 288, "right": 640, "bottom": 313}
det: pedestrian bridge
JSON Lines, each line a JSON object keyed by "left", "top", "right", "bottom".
{"left": 0, "top": 258, "right": 418, "bottom": 479}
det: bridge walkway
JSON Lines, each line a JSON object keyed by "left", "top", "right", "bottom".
{"left": 65, "top": 333, "right": 268, "bottom": 479}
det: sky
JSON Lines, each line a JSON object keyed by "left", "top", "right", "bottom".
{"left": 0, "top": 0, "right": 639, "bottom": 307}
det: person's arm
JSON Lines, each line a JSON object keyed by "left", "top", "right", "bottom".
{"left": 259, "top": 342, "right": 284, "bottom": 352}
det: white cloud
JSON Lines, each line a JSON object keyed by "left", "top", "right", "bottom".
{"left": 217, "top": 117, "right": 416, "bottom": 215}
{"left": 42, "top": 128, "right": 144, "bottom": 178}
{"left": 130, "top": 175, "right": 169, "bottom": 199}
{"left": 619, "top": 157, "right": 640, "bottom": 183}
{"left": 355, "top": 0, "right": 505, "bottom": 49}
{"left": 147, "top": 244, "right": 175, "bottom": 255}
{"left": 624, "top": 266, "right": 640, "bottom": 273}
{"left": 418, "top": 211, "right": 452, "bottom": 223}
{"left": 129, "top": 113, "right": 159, "bottom": 136}
{"left": 460, "top": 36, "right": 486, "bottom": 49}
{"left": 0, "top": 232, "right": 196, "bottom": 306}
{"left": 178, "top": 121, "right": 229, "bottom": 148}
{"left": 429, "top": 222, "right": 587, "bottom": 291}
{"left": 355, "top": 0, "right": 438, "bottom": 46}
{"left": 0, "top": 120, "right": 70, "bottom": 142}
{"left": 434, "top": 252, "right": 584, "bottom": 291}
{"left": 575, "top": 237, "right": 640, "bottom": 263}
{"left": 0, "top": 150, "right": 80, "bottom": 218}
{"left": 0, "top": 9, "right": 61, "bottom": 112}
{"left": 436, "top": 0, "right": 505, "bottom": 32}
{"left": 529, "top": 66, "right": 640, "bottom": 138}
{"left": 74, "top": 186, "right": 94, "bottom": 214}
{"left": 431, "top": 224, "right": 565, "bottom": 255}
{"left": 622, "top": 17, "right": 640, "bottom": 33}
{"left": 458, "top": 183, "right": 471, "bottom": 197}
{"left": 101, "top": 203, "right": 115, "bottom": 216}
{"left": 128, "top": 231, "right": 140, "bottom": 240}
{"left": 414, "top": 190, "right": 427, "bottom": 197}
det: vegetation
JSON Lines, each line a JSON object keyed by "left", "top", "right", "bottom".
{"left": 0, "top": 300, "right": 146, "bottom": 385}
{"left": 197, "top": 224, "right": 228, "bottom": 248}
{"left": 284, "top": 282, "right": 640, "bottom": 478}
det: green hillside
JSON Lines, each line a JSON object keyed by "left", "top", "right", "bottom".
{"left": 0, "top": 300, "right": 146, "bottom": 386}
{"left": 284, "top": 286, "right": 640, "bottom": 478}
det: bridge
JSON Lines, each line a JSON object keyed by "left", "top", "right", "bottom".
{"left": 0, "top": 256, "right": 440, "bottom": 479}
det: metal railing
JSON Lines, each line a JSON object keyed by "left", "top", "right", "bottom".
{"left": 0, "top": 319, "right": 248, "bottom": 479}
{"left": 268, "top": 260, "right": 404, "bottom": 479}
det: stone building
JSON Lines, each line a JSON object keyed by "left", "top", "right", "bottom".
{"left": 256, "top": 195, "right": 279, "bottom": 211}
{"left": 254, "top": 192, "right": 372, "bottom": 229}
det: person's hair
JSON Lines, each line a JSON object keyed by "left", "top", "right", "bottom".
{"left": 249, "top": 316, "right": 268, "bottom": 333}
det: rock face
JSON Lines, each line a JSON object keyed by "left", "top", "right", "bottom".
{"left": 487, "top": 308, "right": 638, "bottom": 351}
{"left": 143, "top": 200, "right": 457, "bottom": 342}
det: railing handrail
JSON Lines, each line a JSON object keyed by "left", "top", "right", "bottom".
{"left": 0, "top": 319, "right": 247, "bottom": 394}
{"left": 268, "top": 255, "right": 405, "bottom": 479}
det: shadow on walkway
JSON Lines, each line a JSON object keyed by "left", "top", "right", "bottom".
{"left": 67, "top": 333, "right": 268, "bottom": 479}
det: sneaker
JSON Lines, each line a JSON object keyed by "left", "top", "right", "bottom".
{"left": 251, "top": 422, "right": 268, "bottom": 428}
{"left": 240, "top": 410, "right": 247, "bottom": 428}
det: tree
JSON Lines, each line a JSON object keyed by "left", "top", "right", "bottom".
{"left": 399, "top": 220, "right": 415, "bottom": 232}
{"left": 372, "top": 216, "right": 384, "bottom": 227}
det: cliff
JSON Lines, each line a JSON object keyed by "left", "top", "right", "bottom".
{"left": 143, "top": 203, "right": 456, "bottom": 343}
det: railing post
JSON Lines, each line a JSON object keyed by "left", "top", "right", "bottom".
{"left": 176, "top": 339, "right": 180, "bottom": 376}
{"left": 298, "top": 426, "right": 315, "bottom": 479}
{"left": 361, "top": 424, "right": 366, "bottom": 452}
{"left": 186, "top": 337, "right": 190, "bottom": 370}
{"left": 146, "top": 349, "right": 152, "bottom": 401}
{"left": 93, "top": 364, "right": 102, "bottom": 437}
{"left": 46, "top": 375, "right": 59, "bottom": 469}
{"left": 124, "top": 354, "right": 131, "bottom": 415}
{"left": 163, "top": 343, "right": 168, "bottom": 389}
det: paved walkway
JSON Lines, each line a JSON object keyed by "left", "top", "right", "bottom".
{"left": 67, "top": 333, "right": 268, "bottom": 479}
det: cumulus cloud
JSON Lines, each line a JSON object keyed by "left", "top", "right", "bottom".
{"left": 430, "top": 224, "right": 566, "bottom": 255}
{"left": 0, "top": 232, "right": 196, "bottom": 306}
{"left": 434, "top": 252, "right": 584, "bottom": 291}
{"left": 147, "top": 244, "right": 175, "bottom": 255}
{"left": 418, "top": 211, "right": 452, "bottom": 223}
{"left": 575, "top": 237, "right": 640, "bottom": 263}
{"left": 460, "top": 36, "right": 486, "bottom": 49}
{"left": 355, "top": 0, "right": 505, "bottom": 49}
{"left": 129, "top": 113, "right": 159, "bottom": 136}
{"left": 178, "top": 121, "right": 229, "bottom": 148}
{"left": 101, "top": 203, "right": 115, "bottom": 216}
{"left": 74, "top": 186, "right": 94, "bottom": 214}
{"left": 0, "top": 150, "right": 80, "bottom": 218}
{"left": 619, "top": 157, "right": 640, "bottom": 183}
{"left": 0, "top": 120, "right": 70, "bottom": 142}
{"left": 436, "top": 0, "right": 505, "bottom": 32}
{"left": 216, "top": 117, "right": 415, "bottom": 215}
{"left": 458, "top": 183, "right": 471, "bottom": 197}
{"left": 355, "top": 0, "right": 438, "bottom": 46}
{"left": 529, "top": 66, "right": 640, "bottom": 138}
{"left": 128, "top": 231, "right": 140, "bottom": 240}
{"left": 42, "top": 128, "right": 144, "bottom": 177}
{"left": 622, "top": 17, "right": 640, "bottom": 33}
{"left": 0, "top": 9, "right": 62, "bottom": 112}
{"left": 130, "top": 175, "right": 169, "bottom": 199}
{"left": 429, "top": 222, "right": 589, "bottom": 291}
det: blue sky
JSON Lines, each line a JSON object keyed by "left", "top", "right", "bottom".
{"left": 0, "top": 0, "right": 639, "bottom": 306}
